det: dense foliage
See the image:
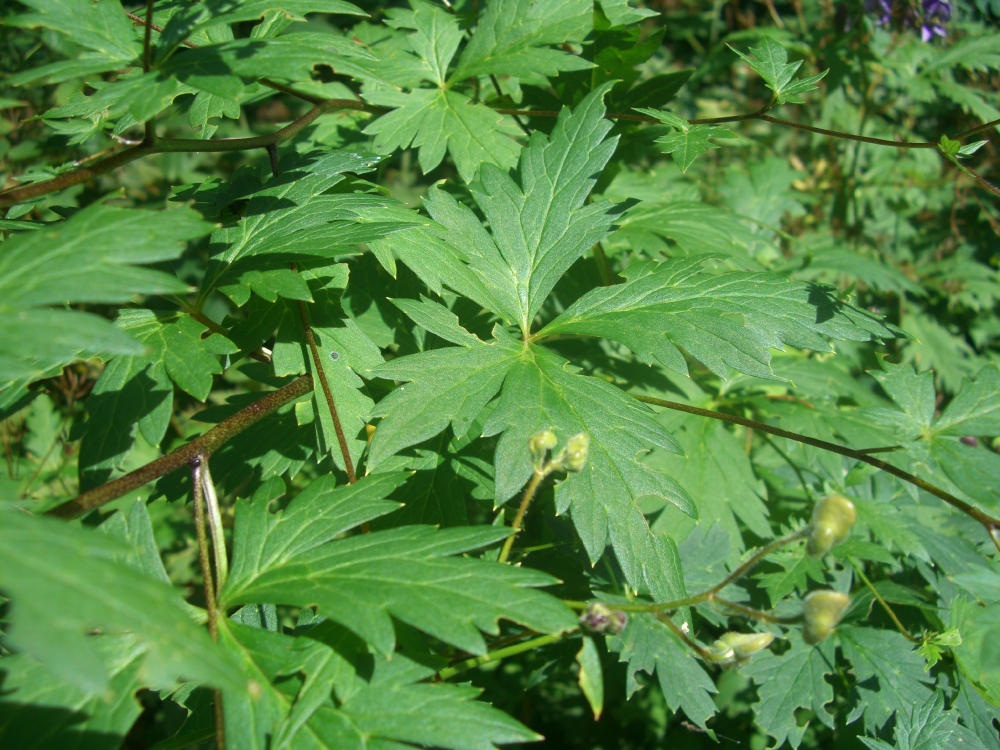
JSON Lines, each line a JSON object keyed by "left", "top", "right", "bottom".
{"left": 1, "top": 0, "right": 999, "bottom": 748}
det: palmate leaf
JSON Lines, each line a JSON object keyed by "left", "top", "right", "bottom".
{"left": 483, "top": 346, "right": 693, "bottom": 589}
{"left": 838, "top": 626, "right": 935, "bottom": 733}
{"left": 0, "top": 203, "right": 211, "bottom": 385}
{"left": 10, "top": 0, "right": 139, "bottom": 64}
{"left": 609, "top": 612, "right": 718, "bottom": 730}
{"left": 205, "top": 151, "right": 412, "bottom": 266}
{"left": 0, "top": 506, "right": 245, "bottom": 695}
{"left": 217, "top": 620, "right": 540, "bottom": 750}
{"left": 741, "top": 639, "right": 837, "bottom": 749}
{"left": 374, "top": 85, "right": 619, "bottom": 329}
{"left": 450, "top": 0, "right": 593, "bottom": 80}
{"left": 635, "top": 108, "right": 735, "bottom": 173}
{"left": 538, "top": 257, "right": 894, "bottom": 380}
{"left": 0, "top": 642, "right": 145, "bottom": 750}
{"left": 154, "top": 0, "right": 366, "bottom": 62}
{"left": 367, "top": 334, "right": 521, "bottom": 469}
{"left": 361, "top": 0, "right": 523, "bottom": 181}
{"left": 730, "top": 37, "right": 827, "bottom": 105}
{"left": 220, "top": 473, "right": 576, "bottom": 655}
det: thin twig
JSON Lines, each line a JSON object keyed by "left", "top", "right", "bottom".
{"left": 498, "top": 469, "right": 547, "bottom": 563}
{"left": 294, "top": 293, "right": 356, "bottom": 483}
{"left": 632, "top": 393, "right": 1000, "bottom": 550}
{"left": 47, "top": 375, "right": 313, "bottom": 518}
{"left": 848, "top": 557, "right": 919, "bottom": 642}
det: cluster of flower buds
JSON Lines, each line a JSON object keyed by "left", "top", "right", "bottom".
{"left": 529, "top": 430, "right": 590, "bottom": 474}
{"left": 802, "top": 590, "right": 851, "bottom": 644}
{"left": 866, "top": 0, "right": 952, "bottom": 41}
{"left": 806, "top": 494, "right": 857, "bottom": 557}
{"left": 705, "top": 631, "right": 775, "bottom": 666}
{"left": 579, "top": 602, "right": 628, "bottom": 635}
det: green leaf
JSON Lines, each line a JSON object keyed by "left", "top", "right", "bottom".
{"left": 391, "top": 295, "right": 484, "bottom": 347}
{"left": 576, "top": 635, "right": 605, "bottom": 719}
{"left": 10, "top": 0, "right": 139, "bottom": 63}
{"left": 387, "top": 0, "right": 464, "bottom": 87}
{"left": 161, "top": 33, "right": 376, "bottom": 99}
{"left": 838, "top": 626, "right": 935, "bottom": 732}
{"left": 209, "top": 152, "right": 409, "bottom": 265}
{"left": 539, "top": 257, "right": 892, "bottom": 379}
{"left": 868, "top": 359, "right": 936, "bottom": 437}
{"left": 369, "top": 338, "right": 521, "bottom": 468}
{"left": 484, "top": 346, "right": 692, "bottom": 590}
{"left": 648, "top": 413, "right": 771, "bottom": 558}
{"left": 742, "top": 639, "right": 837, "bottom": 749}
{"left": 636, "top": 108, "right": 735, "bottom": 173}
{"left": 933, "top": 364, "right": 1000, "bottom": 436}
{"left": 0, "top": 506, "right": 244, "bottom": 695}
{"left": 0, "top": 644, "right": 143, "bottom": 750}
{"left": 220, "top": 475, "right": 576, "bottom": 654}
{"left": 610, "top": 613, "right": 718, "bottom": 729}
{"left": 0, "top": 204, "right": 211, "bottom": 385}
{"left": 78, "top": 354, "right": 173, "bottom": 488}
{"left": 217, "top": 620, "right": 540, "bottom": 750}
{"left": 115, "top": 310, "right": 237, "bottom": 402}
{"left": 365, "top": 87, "right": 523, "bottom": 183}
{"left": 450, "top": 0, "right": 593, "bottom": 80}
{"left": 730, "top": 38, "right": 826, "bottom": 104}
{"left": 154, "top": 0, "right": 366, "bottom": 62}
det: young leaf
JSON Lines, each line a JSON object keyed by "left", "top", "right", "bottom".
{"left": 538, "top": 257, "right": 893, "bottom": 379}
{"left": 730, "top": 38, "right": 827, "bottom": 105}
{"left": 361, "top": 0, "right": 523, "bottom": 182}
{"left": 635, "top": 107, "right": 735, "bottom": 173}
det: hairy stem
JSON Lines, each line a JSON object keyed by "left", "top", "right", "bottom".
{"left": 498, "top": 469, "right": 548, "bottom": 564}
{"left": 47, "top": 375, "right": 313, "bottom": 519}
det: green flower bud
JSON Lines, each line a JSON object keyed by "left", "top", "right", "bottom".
{"left": 529, "top": 429, "right": 558, "bottom": 468}
{"left": 806, "top": 494, "right": 856, "bottom": 557}
{"left": 802, "top": 590, "right": 851, "bottom": 644}
{"left": 579, "top": 602, "right": 627, "bottom": 635}
{"left": 705, "top": 639, "right": 736, "bottom": 664}
{"left": 563, "top": 433, "right": 590, "bottom": 473}
{"left": 717, "top": 631, "right": 775, "bottom": 660}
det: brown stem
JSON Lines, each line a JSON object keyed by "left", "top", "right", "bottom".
{"left": 295, "top": 295, "right": 356, "bottom": 483}
{"left": 632, "top": 394, "right": 1000, "bottom": 548}
{"left": 47, "top": 375, "right": 313, "bottom": 519}
{"left": 0, "top": 99, "right": 383, "bottom": 208}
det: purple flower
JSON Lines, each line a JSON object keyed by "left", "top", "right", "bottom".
{"left": 864, "top": 0, "right": 952, "bottom": 40}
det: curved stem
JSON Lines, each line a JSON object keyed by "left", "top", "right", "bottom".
{"left": 498, "top": 469, "right": 547, "bottom": 563}
{"left": 848, "top": 557, "right": 919, "bottom": 643}
{"left": 631, "top": 394, "right": 1000, "bottom": 548}
{"left": 47, "top": 375, "right": 313, "bottom": 519}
